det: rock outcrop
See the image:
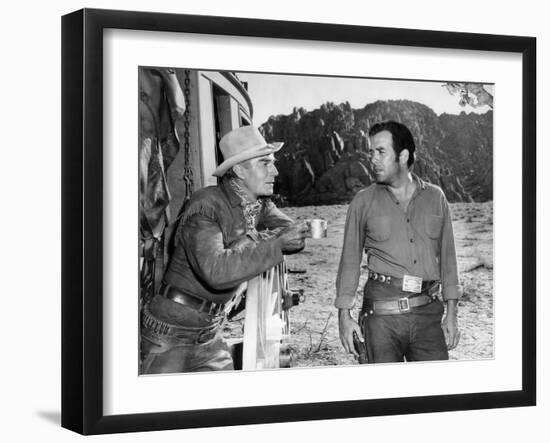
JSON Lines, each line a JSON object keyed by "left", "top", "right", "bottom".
{"left": 261, "top": 100, "right": 492, "bottom": 205}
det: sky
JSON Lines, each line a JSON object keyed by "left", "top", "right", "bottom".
{"left": 237, "top": 72, "right": 494, "bottom": 127}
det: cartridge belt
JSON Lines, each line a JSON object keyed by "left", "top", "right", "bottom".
{"left": 141, "top": 302, "right": 220, "bottom": 344}
{"left": 368, "top": 271, "right": 437, "bottom": 292}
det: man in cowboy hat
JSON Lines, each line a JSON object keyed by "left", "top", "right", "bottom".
{"left": 140, "top": 125, "right": 308, "bottom": 374}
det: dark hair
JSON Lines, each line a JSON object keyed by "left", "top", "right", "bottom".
{"left": 368, "top": 120, "right": 416, "bottom": 167}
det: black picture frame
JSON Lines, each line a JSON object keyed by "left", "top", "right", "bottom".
{"left": 61, "top": 8, "right": 536, "bottom": 435}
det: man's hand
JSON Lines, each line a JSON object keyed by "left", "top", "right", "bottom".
{"left": 338, "top": 309, "right": 363, "bottom": 357}
{"left": 278, "top": 222, "right": 308, "bottom": 253}
{"left": 442, "top": 299, "right": 460, "bottom": 350}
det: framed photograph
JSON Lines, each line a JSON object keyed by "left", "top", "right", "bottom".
{"left": 61, "top": 8, "right": 536, "bottom": 435}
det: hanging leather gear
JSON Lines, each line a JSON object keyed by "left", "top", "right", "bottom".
{"left": 138, "top": 68, "right": 189, "bottom": 307}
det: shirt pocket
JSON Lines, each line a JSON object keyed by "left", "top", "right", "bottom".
{"left": 425, "top": 214, "right": 443, "bottom": 239}
{"left": 366, "top": 216, "right": 391, "bottom": 242}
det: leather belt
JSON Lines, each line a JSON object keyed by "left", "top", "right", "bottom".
{"left": 160, "top": 283, "right": 225, "bottom": 316}
{"left": 368, "top": 271, "right": 437, "bottom": 292}
{"left": 364, "top": 279, "right": 441, "bottom": 316}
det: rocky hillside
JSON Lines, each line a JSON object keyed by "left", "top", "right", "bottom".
{"left": 260, "top": 100, "right": 492, "bottom": 205}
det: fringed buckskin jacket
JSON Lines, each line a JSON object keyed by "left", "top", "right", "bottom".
{"left": 163, "top": 179, "right": 294, "bottom": 305}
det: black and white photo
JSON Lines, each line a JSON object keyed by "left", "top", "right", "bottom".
{"left": 138, "top": 68, "right": 494, "bottom": 373}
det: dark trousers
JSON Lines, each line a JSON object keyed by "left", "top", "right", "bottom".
{"left": 361, "top": 283, "right": 449, "bottom": 363}
{"left": 140, "top": 330, "right": 234, "bottom": 374}
{"left": 140, "top": 295, "right": 234, "bottom": 374}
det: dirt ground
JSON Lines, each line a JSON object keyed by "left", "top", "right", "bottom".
{"left": 227, "top": 202, "right": 493, "bottom": 367}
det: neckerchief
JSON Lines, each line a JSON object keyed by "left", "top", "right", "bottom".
{"left": 228, "top": 179, "right": 262, "bottom": 231}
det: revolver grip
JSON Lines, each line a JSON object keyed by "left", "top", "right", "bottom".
{"left": 353, "top": 331, "right": 368, "bottom": 364}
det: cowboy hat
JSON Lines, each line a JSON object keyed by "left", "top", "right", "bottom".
{"left": 212, "top": 126, "right": 284, "bottom": 177}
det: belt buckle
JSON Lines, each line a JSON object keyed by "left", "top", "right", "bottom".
{"left": 398, "top": 297, "right": 410, "bottom": 312}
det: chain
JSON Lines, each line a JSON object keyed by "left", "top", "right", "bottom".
{"left": 183, "top": 69, "right": 193, "bottom": 199}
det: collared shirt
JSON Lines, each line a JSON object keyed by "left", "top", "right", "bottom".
{"left": 335, "top": 175, "right": 460, "bottom": 309}
{"left": 163, "top": 179, "right": 293, "bottom": 305}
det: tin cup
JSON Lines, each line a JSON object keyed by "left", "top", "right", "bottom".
{"left": 306, "top": 219, "right": 328, "bottom": 239}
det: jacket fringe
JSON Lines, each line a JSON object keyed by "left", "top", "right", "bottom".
{"left": 181, "top": 200, "right": 219, "bottom": 224}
